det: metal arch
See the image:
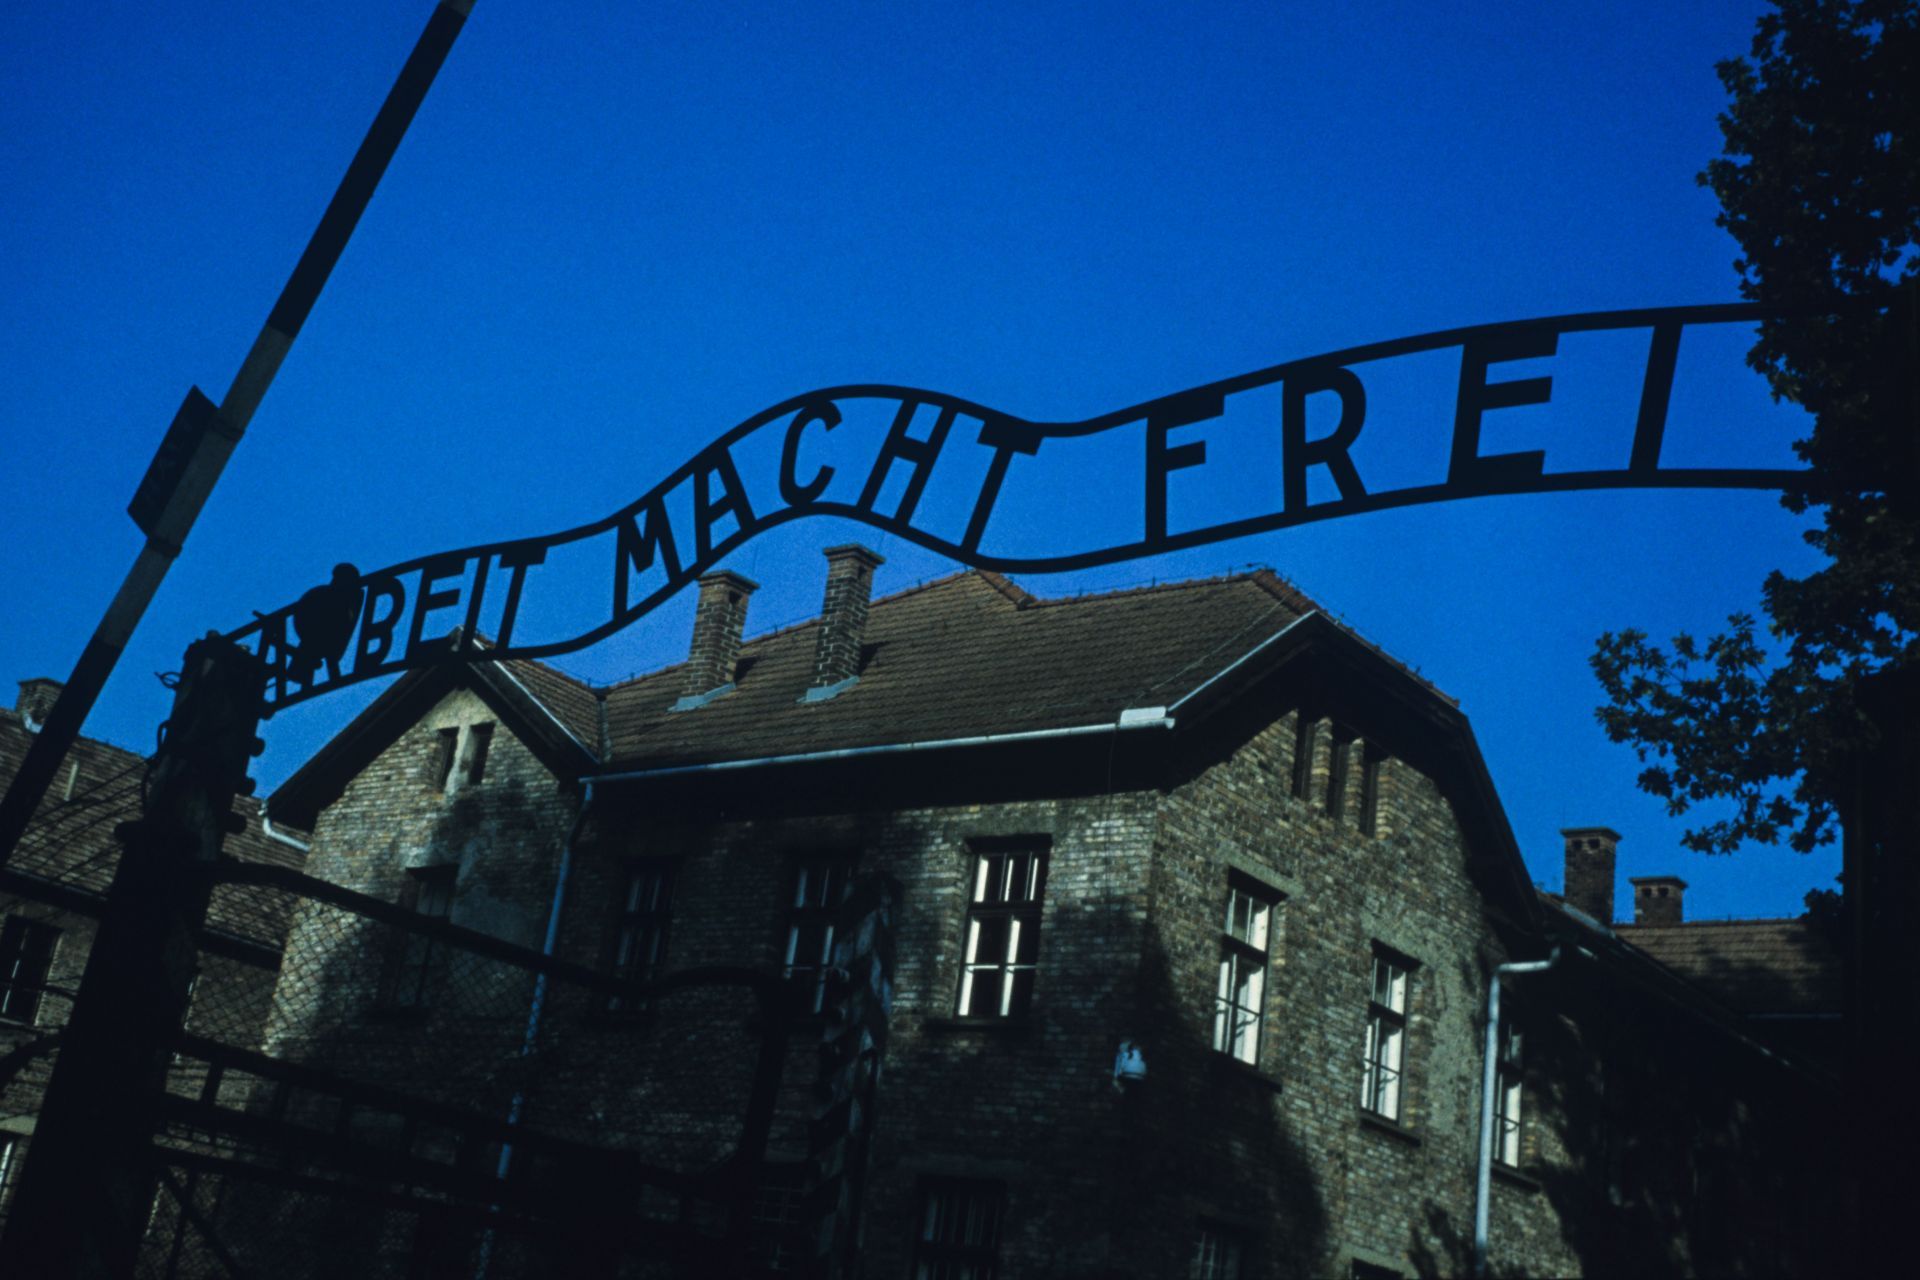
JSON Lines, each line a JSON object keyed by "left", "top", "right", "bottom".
{"left": 224, "top": 299, "right": 1868, "bottom": 714}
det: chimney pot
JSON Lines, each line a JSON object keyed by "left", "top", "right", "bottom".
{"left": 15, "top": 678, "right": 63, "bottom": 726}
{"left": 806, "top": 544, "right": 884, "bottom": 698}
{"left": 1560, "top": 826, "right": 1621, "bottom": 925}
{"left": 681, "top": 570, "right": 757, "bottom": 701}
{"left": 1629, "top": 875, "right": 1688, "bottom": 926}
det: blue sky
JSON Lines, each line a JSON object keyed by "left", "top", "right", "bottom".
{"left": 0, "top": 1, "right": 1835, "bottom": 919}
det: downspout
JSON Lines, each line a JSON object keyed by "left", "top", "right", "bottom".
{"left": 258, "top": 808, "right": 311, "bottom": 855}
{"left": 1473, "top": 945, "right": 1562, "bottom": 1279}
{"left": 474, "top": 778, "right": 592, "bottom": 1279}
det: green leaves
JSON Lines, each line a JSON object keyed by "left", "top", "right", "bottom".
{"left": 1591, "top": 616, "right": 1863, "bottom": 855}
{"left": 1594, "top": 0, "right": 1916, "bottom": 865}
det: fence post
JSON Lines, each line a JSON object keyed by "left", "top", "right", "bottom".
{"left": 1849, "top": 665, "right": 1920, "bottom": 1276}
{"left": 803, "top": 873, "right": 898, "bottom": 1280}
{"left": 0, "top": 634, "right": 264, "bottom": 1277}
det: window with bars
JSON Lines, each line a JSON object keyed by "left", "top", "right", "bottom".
{"left": 0, "top": 916, "right": 60, "bottom": 1025}
{"left": 1494, "top": 1018, "right": 1525, "bottom": 1167}
{"left": 383, "top": 866, "right": 455, "bottom": 1009}
{"left": 957, "top": 845, "right": 1048, "bottom": 1020}
{"left": 1213, "top": 879, "right": 1278, "bottom": 1066}
{"left": 606, "top": 862, "right": 674, "bottom": 1011}
{"left": 1190, "top": 1221, "right": 1246, "bottom": 1279}
{"left": 913, "top": 1178, "right": 1003, "bottom": 1280}
{"left": 751, "top": 1162, "right": 807, "bottom": 1272}
{"left": 783, "top": 857, "right": 851, "bottom": 1013}
{"left": 1361, "top": 949, "right": 1414, "bottom": 1121}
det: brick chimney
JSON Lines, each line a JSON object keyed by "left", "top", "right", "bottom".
{"left": 1629, "top": 875, "right": 1687, "bottom": 926}
{"left": 15, "top": 678, "right": 63, "bottom": 726}
{"left": 1560, "top": 827, "right": 1620, "bottom": 925}
{"left": 680, "top": 570, "right": 757, "bottom": 702}
{"left": 805, "top": 544, "right": 883, "bottom": 700}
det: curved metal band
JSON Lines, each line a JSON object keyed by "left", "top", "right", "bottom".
{"left": 227, "top": 300, "right": 1855, "bottom": 713}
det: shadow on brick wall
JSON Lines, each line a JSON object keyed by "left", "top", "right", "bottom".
{"left": 1408, "top": 949, "right": 1848, "bottom": 1279}
{"left": 871, "top": 900, "right": 1330, "bottom": 1280}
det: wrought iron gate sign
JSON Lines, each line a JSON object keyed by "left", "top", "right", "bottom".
{"left": 230, "top": 302, "right": 1817, "bottom": 712}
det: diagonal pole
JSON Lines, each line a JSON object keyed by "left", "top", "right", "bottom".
{"left": 0, "top": 0, "right": 476, "bottom": 867}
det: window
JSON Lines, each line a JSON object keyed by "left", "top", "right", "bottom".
{"left": 1359, "top": 748, "right": 1384, "bottom": 835}
{"left": 431, "top": 728, "right": 459, "bottom": 790}
{"left": 383, "top": 866, "right": 455, "bottom": 1008}
{"left": 0, "top": 1135, "right": 15, "bottom": 1231}
{"left": 752, "top": 1163, "right": 807, "bottom": 1272}
{"left": 1327, "top": 728, "right": 1354, "bottom": 819}
{"left": 1213, "top": 879, "right": 1277, "bottom": 1066}
{"left": 464, "top": 723, "right": 494, "bottom": 786}
{"left": 0, "top": 916, "right": 60, "bottom": 1025}
{"left": 1290, "top": 714, "right": 1316, "bottom": 800}
{"left": 1191, "top": 1222, "right": 1246, "bottom": 1279}
{"left": 957, "top": 845, "right": 1047, "bottom": 1019}
{"left": 913, "top": 1178, "right": 1003, "bottom": 1280}
{"left": 1494, "top": 1018, "right": 1524, "bottom": 1167}
{"left": 1360, "top": 949, "right": 1413, "bottom": 1121}
{"left": 607, "top": 862, "right": 674, "bottom": 1010}
{"left": 783, "top": 857, "right": 850, "bottom": 1013}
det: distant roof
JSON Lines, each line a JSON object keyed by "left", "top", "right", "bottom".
{"left": 601, "top": 568, "right": 1360, "bottom": 768}
{"left": 1616, "top": 918, "right": 1842, "bottom": 1016}
{"left": 1, "top": 707, "right": 306, "bottom": 949}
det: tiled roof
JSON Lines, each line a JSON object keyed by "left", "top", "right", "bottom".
{"left": 497, "top": 655, "right": 603, "bottom": 756}
{"left": 598, "top": 568, "right": 1344, "bottom": 768}
{"left": 2, "top": 711, "right": 305, "bottom": 948}
{"left": 1616, "top": 918, "right": 1842, "bottom": 1015}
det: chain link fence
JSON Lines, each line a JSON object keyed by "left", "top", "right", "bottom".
{"left": 128, "top": 861, "right": 792, "bottom": 1279}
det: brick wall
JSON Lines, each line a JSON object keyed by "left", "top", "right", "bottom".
{"left": 264, "top": 682, "right": 1842, "bottom": 1278}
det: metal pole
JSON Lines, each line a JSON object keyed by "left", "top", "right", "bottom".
{"left": 0, "top": 0, "right": 476, "bottom": 868}
{"left": 0, "top": 635, "right": 266, "bottom": 1277}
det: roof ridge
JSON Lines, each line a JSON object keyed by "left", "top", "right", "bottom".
{"left": 1618, "top": 917, "right": 1812, "bottom": 930}
{"left": 1249, "top": 567, "right": 1328, "bottom": 615}
{"left": 462, "top": 632, "right": 602, "bottom": 693}
{"left": 864, "top": 568, "right": 1019, "bottom": 610}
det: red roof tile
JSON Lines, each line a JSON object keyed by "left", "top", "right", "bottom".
{"left": 1616, "top": 918, "right": 1842, "bottom": 1015}
{"left": 597, "top": 568, "right": 1347, "bottom": 768}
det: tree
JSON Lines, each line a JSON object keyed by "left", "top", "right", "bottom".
{"left": 1591, "top": 0, "right": 1918, "bottom": 871}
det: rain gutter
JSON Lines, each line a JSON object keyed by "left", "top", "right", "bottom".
{"left": 585, "top": 714, "right": 1178, "bottom": 784}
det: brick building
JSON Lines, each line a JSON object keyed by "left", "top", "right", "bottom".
{"left": 261, "top": 550, "right": 1845, "bottom": 1277}
{"left": 0, "top": 677, "right": 308, "bottom": 1243}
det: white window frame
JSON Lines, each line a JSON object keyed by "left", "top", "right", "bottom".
{"left": 1212, "top": 880, "right": 1276, "bottom": 1066}
{"left": 607, "top": 861, "right": 674, "bottom": 1011}
{"left": 1361, "top": 950, "right": 1413, "bottom": 1121}
{"left": 782, "top": 857, "right": 851, "bottom": 1013}
{"left": 1191, "top": 1221, "right": 1246, "bottom": 1279}
{"left": 0, "top": 915, "right": 60, "bottom": 1026}
{"left": 1494, "top": 1018, "right": 1524, "bottom": 1167}
{"left": 956, "top": 846, "right": 1048, "bottom": 1020}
